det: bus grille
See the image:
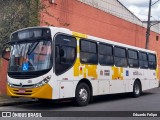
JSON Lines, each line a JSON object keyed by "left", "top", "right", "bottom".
{"left": 11, "top": 84, "right": 35, "bottom": 88}
{"left": 8, "top": 74, "right": 39, "bottom": 79}
{"left": 13, "top": 89, "right": 33, "bottom": 96}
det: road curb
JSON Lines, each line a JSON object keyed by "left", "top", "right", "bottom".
{"left": 0, "top": 100, "right": 37, "bottom": 107}
{"left": 0, "top": 95, "right": 38, "bottom": 107}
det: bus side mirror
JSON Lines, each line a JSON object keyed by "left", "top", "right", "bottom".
{"left": 2, "top": 46, "right": 11, "bottom": 61}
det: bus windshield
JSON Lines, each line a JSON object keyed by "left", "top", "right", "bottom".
{"left": 8, "top": 40, "right": 52, "bottom": 72}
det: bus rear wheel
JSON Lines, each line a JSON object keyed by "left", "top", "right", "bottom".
{"left": 75, "top": 83, "right": 90, "bottom": 106}
{"left": 132, "top": 81, "right": 141, "bottom": 98}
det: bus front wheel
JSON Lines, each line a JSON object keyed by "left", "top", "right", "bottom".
{"left": 75, "top": 83, "right": 91, "bottom": 106}
{"left": 132, "top": 81, "right": 141, "bottom": 98}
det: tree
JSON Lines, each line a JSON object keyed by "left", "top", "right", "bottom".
{"left": 0, "top": 0, "right": 70, "bottom": 54}
{"left": 0, "top": 0, "right": 40, "bottom": 54}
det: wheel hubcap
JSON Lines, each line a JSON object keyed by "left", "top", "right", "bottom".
{"left": 135, "top": 84, "right": 140, "bottom": 95}
{"left": 79, "top": 88, "right": 88, "bottom": 102}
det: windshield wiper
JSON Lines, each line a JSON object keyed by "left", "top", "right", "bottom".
{"left": 27, "top": 41, "right": 39, "bottom": 55}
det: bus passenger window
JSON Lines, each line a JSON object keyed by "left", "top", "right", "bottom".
{"left": 114, "top": 47, "right": 127, "bottom": 67}
{"left": 80, "top": 40, "right": 98, "bottom": 64}
{"left": 98, "top": 43, "right": 114, "bottom": 66}
{"left": 139, "top": 52, "right": 148, "bottom": 69}
{"left": 148, "top": 54, "right": 156, "bottom": 69}
{"left": 128, "top": 49, "right": 139, "bottom": 68}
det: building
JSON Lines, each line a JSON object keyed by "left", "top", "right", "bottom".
{"left": 40, "top": 0, "right": 160, "bottom": 47}
{"left": 0, "top": 0, "right": 160, "bottom": 94}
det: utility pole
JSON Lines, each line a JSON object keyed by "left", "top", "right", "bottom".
{"left": 145, "top": 0, "right": 152, "bottom": 49}
{"left": 145, "top": 0, "right": 160, "bottom": 49}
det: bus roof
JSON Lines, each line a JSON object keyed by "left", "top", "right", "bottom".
{"left": 11, "top": 26, "right": 156, "bottom": 54}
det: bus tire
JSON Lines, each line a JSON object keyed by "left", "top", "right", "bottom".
{"left": 75, "top": 83, "right": 90, "bottom": 106}
{"left": 132, "top": 81, "right": 141, "bottom": 98}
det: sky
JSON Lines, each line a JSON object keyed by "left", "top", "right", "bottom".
{"left": 119, "top": 0, "right": 160, "bottom": 21}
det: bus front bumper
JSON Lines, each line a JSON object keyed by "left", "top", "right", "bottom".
{"left": 7, "top": 84, "right": 52, "bottom": 99}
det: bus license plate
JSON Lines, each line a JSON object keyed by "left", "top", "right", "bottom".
{"left": 18, "top": 89, "right": 25, "bottom": 93}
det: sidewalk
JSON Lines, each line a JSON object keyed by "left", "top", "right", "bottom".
{"left": 0, "top": 95, "right": 37, "bottom": 106}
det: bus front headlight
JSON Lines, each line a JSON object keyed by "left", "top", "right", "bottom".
{"left": 34, "top": 75, "right": 51, "bottom": 88}
{"left": 8, "top": 82, "right": 13, "bottom": 87}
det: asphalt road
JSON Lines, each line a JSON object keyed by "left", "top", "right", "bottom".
{"left": 0, "top": 87, "right": 160, "bottom": 120}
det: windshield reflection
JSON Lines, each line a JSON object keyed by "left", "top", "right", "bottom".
{"left": 9, "top": 40, "right": 52, "bottom": 72}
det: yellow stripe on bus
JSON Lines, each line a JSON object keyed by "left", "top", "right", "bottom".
{"left": 72, "top": 32, "right": 87, "bottom": 39}
{"left": 112, "top": 66, "right": 124, "bottom": 80}
{"left": 73, "top": 58, "right": 98, "bottom": 79}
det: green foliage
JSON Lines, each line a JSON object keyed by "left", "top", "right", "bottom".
{"left": 0, "top": 0, "right": 70, "bottom": 54}
{"left": 0, "top": 57, "right": 2, "bottom": 69}
{"left": 0, "top": 0, "right": 41, "bottom": 54}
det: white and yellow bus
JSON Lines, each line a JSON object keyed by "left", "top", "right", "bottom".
{"left": 2, "top": 26, "right": 159, "bottom": 106}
